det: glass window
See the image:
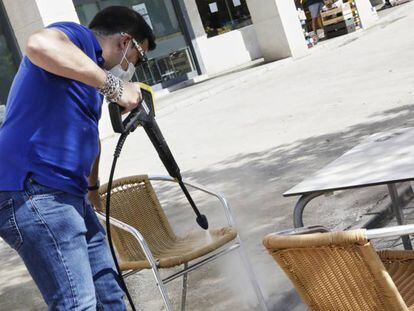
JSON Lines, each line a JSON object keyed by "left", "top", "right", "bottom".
{"left": 73, "top": 0, "right": 197, "bottom": 87}
{"left": 75, "top": 2, "right": 100, "bottom": 24}
{"left": 195, "top": 0, "right": 252, "bottom": 38}
{"left": 0, "top": 17, "right": 18, "bottom": 106}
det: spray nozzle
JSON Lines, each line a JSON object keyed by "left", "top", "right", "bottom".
{"left": 197, "top": 214, "right": 209, "bottom": 230}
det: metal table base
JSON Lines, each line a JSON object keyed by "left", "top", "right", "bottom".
{"left": 292, "top": 183, "right": 413, "bottom": 250}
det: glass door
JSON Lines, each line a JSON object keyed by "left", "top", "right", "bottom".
{"left": 195, "top": 0, "right": 252, "bottom": 38}
{"left": 0, "top": 2, "right": 19, "bottom": 106}
{"left": 74, "top": 0, "right": 198, "bottom": 89}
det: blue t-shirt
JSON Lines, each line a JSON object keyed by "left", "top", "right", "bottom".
{"left": 0, "top": 22, "right": 105, "bottom": 196}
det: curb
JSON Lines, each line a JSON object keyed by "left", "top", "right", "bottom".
{"left": 357, "top": 185, "right": 414, "bottom": 229}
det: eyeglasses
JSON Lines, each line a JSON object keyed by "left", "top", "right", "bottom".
{"left": 120, "top": 32, "right": 148, "bottom": 66}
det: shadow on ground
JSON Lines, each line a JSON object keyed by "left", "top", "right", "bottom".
{"left": 0, "top": 240, "right": 45, "bottom": 310}
{"left": 1, "top": 105, "right": 414, "bottom": 311}
{"left": 156, "top": 104, "right": 414, "bottom": 310}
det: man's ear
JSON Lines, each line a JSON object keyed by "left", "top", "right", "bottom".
{"left": 119, "top": 34, "right": 131, "bottom": 50}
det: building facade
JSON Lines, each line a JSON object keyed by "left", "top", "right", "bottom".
{"left": 0, "top": 1, "right": 20, "bottom": 106}
{"left": 0, "top": 0, "right": 377, "bottom": 104}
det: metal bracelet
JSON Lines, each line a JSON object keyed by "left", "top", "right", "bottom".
{"left": 98, "top": 72, "right": 124, "bottom": 103}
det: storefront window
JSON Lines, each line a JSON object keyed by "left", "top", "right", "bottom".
{"left": 0, "top": 9, "right": 19, "bottom": 106}
{"left": 195, "top": 0, "right": 252, "bottom": 38}
{"left": 73, "top": 0, "right": 197, "bottom": 88}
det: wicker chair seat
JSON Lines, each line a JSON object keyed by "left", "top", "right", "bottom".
{"left": 120, "top": 227, "right": 237, "bottom": 270}
{"left": 98, "top": 175, "right": 238, "bottom": 271}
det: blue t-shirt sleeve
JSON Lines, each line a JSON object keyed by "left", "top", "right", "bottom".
{"left": 47, "top": 22, "right": 90, "bottom": 52}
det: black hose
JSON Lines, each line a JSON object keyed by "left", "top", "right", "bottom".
{"left": 105, "top": 133, "right": 137, "bottom": 311}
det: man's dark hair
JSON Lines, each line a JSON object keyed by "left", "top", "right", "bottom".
{"left": 89, "top": 6, "right": 156, "bottom": 51}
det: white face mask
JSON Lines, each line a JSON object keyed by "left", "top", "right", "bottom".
{"left": 109, "top": 41, "right": 136, "bottom": 82}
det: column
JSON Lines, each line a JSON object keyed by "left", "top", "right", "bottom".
{"left": 177, "top": 0, "right": 208, "bottom": 74}
{"left": 2, "top": 0, "right": 79, "bottom": 52}
{"left": 246, "top": 0, "right": 309, "bottom": 61}
{"left": 354, "top": 0, "right": 379, "bottom": 29}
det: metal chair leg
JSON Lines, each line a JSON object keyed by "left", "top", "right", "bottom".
{"left": 236, "top": 237, "right": 269, "bottom": 311}
{"left": 151, "top": 265, "right": 174, "bottom": 311}
{"left": 181, "top": 263, "right": 188, "bottom": 311}
{"left": 388, "top": 184, "right": 413, "bottom": 250}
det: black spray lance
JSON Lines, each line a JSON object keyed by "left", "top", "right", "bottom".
{"left": 108, "top": 86, "right": 209, "bottom": 230}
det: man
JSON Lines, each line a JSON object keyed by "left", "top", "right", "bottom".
{"left": 0, "top": 6, "right": 155, "bottom": 310}
{"left": 307, "top": 0, "right": 325, "bottom": 43}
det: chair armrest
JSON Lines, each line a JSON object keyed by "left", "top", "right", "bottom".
{"left": 148, "top": 175, "right": 236, "bottom": 227}
{"left": 273, "top": 225, "right": 330, "bottom": 236}
{"left": 94, "top": 211, "right": 160, "bottom": 269}
{"left": 366, "top": 224, "right": 414, "bottom": 240}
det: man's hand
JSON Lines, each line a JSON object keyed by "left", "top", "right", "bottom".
{"left": 117, "top": 82, "right": 142, "bottom": 113}
{"left": 88, "top": 190, "right": 102, "bottom": 210}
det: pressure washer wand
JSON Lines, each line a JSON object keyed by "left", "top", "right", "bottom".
{"left": 140, "top": 113, "right": 209, "bottom": 230}
{"left": 109, "top": 100, "right": 209, "bottom": 230}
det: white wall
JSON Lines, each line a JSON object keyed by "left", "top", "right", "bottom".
{"left": 34, "top": 0, "right": 79, "bottom": 26}
{"left": 3, "top": 0, "right": 79, "bottom": 52}
{"left": 195, "top": 25, "right": 262, "bottom": 75}
{"left": 354, "top": 0, "right": 379, "bottom": 29}
{"left": 246, "top": 0, "right": 308, "bottom": 61}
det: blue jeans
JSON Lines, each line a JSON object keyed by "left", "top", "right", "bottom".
{"left": 0, "top": 177, "right": 126, "bottom": 310}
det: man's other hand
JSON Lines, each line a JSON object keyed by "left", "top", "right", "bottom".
{"left": 88, "top": 190, "right": 102, "bottom": 210}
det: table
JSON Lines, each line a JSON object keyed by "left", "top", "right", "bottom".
{"left": 284, "top": 127, "right": 414, "bottom": 250}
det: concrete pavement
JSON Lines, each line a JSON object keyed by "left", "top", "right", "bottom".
{"left": 2, "top": 2, "right": 414, "bottom": 310}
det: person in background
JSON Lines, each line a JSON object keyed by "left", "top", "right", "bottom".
{"left": 307, "top": 0, "right": 325, "bottom": 43}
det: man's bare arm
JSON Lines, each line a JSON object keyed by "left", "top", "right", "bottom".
{"left": 25, "top": 28, "right": 142, "bottom": 112}
{"left": 26, "top": 28, "right": 106, "bottom": 88}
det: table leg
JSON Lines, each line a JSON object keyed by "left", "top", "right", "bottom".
{"left": 293, "top": 192, "right": 325, "bottom": 228}
{"left": 387, "top": 184, "right": 413, "bottom": 250}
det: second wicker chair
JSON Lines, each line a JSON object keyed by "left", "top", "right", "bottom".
{"left": 263, "top": 228, "right": 414, "bottom": 311}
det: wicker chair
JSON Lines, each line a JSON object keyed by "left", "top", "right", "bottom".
{"left": 95, "top": 175, "right": 268, "bottom": 311}
{"left": 263, "top": 226, "right": 414, "bottom": 311}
